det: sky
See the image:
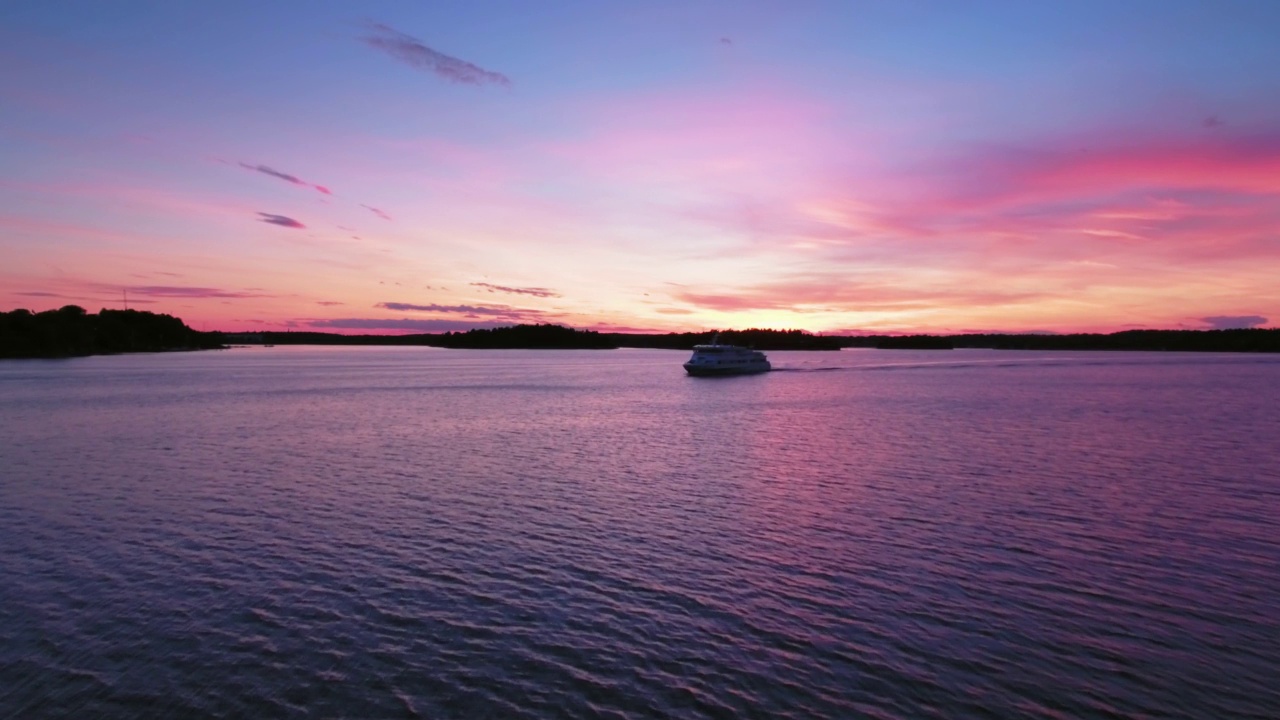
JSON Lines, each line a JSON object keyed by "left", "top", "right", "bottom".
{"left": 3, "top": 0, "right": 1279, "bottom": 334}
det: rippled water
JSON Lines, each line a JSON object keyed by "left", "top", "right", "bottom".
{"left": 2, "top": 347, "right": 1279, "bottom": 718}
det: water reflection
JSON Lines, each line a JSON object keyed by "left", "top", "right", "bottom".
{"left": 1, "top": 348, "right": 1278, "bottom": 718}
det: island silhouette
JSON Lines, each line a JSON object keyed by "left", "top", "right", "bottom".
{"left": 3, "top": 306, "right": 1278, "bottom": 359}
{"left": 0, "top": 306, "right": 224, "bottom": 359}
{"left": 221, "top": 326, "right": 842, "bottom": 351}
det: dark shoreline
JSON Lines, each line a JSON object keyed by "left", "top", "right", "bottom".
{"left": 225, "top": 327, "right": 845, "bottom": 351}
{"left": 845, "top": 329, "right": 1280, "bottom": 353}
{"left": 5, "top": 307, "right": 1278, "bottom": 359}
{"left": 1, "top": 306, "right": 225, "bottom": 360}
{"left": 224, "top": 326, "right": 1280, "bottom": 354}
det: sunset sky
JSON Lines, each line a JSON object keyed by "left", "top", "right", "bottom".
{"left": 3, "top": 1, "right": 1279, "bottom": 334}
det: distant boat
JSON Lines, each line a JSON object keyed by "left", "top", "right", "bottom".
{"left": 683, "top": 334, "right": 771, "bottom": 376}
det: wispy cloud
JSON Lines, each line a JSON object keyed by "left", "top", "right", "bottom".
{"left": 361, "top": 204, "right": 393, "bottom": 221}
{"left": 470, "top": 282, "right": 560, "bottom": 298}
{"left": 376, "top": 301, "right": 544, "bottom": 320}
{"left": 310, "top": 318, "right": 519, "bottom": 332}
{"left": 916, "top": 131, "right": 1280, "bottom": 214}
{"left": 257, "top": 212, "right": 305, "bottom": 229}
{"left": 123, "top": 285, "right": 274, "bottom": 299}
{"left": 130, "top": 271, "right": 183, "bottom": 280}
{"left": 316, "top": 300, "right": 344, "bottom": 306}
{"left": 678, "top": 127, "right": 1280, "bottom": 284}
{"left": 239, "top": 163, "right": 331, "bottom": 195}
{"left": 15, "top": 291, "right": 63, "bottom": 297}
{"left": 1200, "top": 315, "right": 1267, "bottom": 329}
{"left": 673, "top": 274, "right": 1047, "bottom": 314}
{"left": 362, "top": 23, "right": 511, "bottom": 87}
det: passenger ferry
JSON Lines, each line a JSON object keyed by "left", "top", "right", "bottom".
{"left": 683, "top": 334, "right": 771, "bottom": 376}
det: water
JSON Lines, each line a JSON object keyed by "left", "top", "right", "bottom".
{"left": 2, "top": 347, "right": 1279, "bottom": 718}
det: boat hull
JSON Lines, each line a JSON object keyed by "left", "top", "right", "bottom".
{"left": 683, "top": 362, "right": 771, "bottom": 376}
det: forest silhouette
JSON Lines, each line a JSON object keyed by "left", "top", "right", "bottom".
{"left": 5, "top": 308, "right": 1279, "bottom": 359}
{"left": 0, "top": 306, "right": 224, "bottom": 358}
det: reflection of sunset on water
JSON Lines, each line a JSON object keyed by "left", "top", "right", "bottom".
{"left": 4, "top": 345, "right": 1279, "bottom": 716}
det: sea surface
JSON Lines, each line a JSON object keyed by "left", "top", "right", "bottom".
{"left": 2, "top": 346, "right": 1279, "bottom": 719}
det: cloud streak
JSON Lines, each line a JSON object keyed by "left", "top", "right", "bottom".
{"left": 257, "top": 212, "right": 305, "bottom": 229}
{"left": 1200, "top": 315, "right": 1267, "bottom": 330}
{"left": 124, "top": 285, "right": 274, "bottom": 299}
{"left": 362, "top": 23, "right": 511, "bottom": 87}
{"left": 673, "top": 275, "right": 1048, "bottom": 314}
{"left": 240, "top": 163, "right": 331, "bottom": 195}
{"left": 361, "top": 204, "right": 393, "bottom": 221}
{"left": 919, "top": 132, "right": 1280, "bottom": 215}
{"left": 376, "top": 301, "right": 546, "bottom": 321}
{"left": 311, "top": 318, "right": 522, "bottom": 332}
{"left": 471, "top": 282, "right": 560, "bottom": 298}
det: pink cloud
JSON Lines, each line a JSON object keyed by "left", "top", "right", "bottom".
{"left": 310, "top": 318, "right": 517, "bottom": 333}
{"left": 239, "top": 163, "right": 332, "bottom": 196}
{"left": 470, "top": 282, "right": 559, "bottom": 298}
{"left": 376, "top": 301, "right": 547, "bottom": 322}
{"left": 1, "top": 275, "right": 278, "bottom": 316}
{"left": 672, "top": 274, "right": 1048, "bottom": 314}
{"left": 361, "top": 204, "right": 393, "bottom": 221}
{"left": 677, "top": 129, "right": 1280, "bottom": 280}
{"left": 917, "top": 132, "right": 1280, "bottom": 214}
{"left": 121, "top": 285, "right": 274, "bottom": 299}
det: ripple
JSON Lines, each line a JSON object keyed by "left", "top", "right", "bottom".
{"left": 2, "top": 348, "right": 1279, "bottom": 718}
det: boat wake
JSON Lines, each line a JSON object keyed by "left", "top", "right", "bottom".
{"left": 773, "top": 359, "right": 1069, "bottom": 373}
{"left": 772, "top": 354, "right": 1280, "bottom": 374}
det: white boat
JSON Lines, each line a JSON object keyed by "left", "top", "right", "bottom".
{"left": 683, "top": 334, "right": 771, "bottom": 376}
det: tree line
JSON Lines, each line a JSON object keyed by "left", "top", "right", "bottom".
{"left": 224, "top": 326, "right": 839, "bottom": 350}
{"left": 837, "top": 329, "right": 1280, "bottom": 352}
{"left": 9, "top": 311, "right": 1277, "bottom": 358}
{"left": 605, "top": 328, "right": 841, "bottom": 350}
{"left": 0, "top": 306, "right": 225, "bottom": 359}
